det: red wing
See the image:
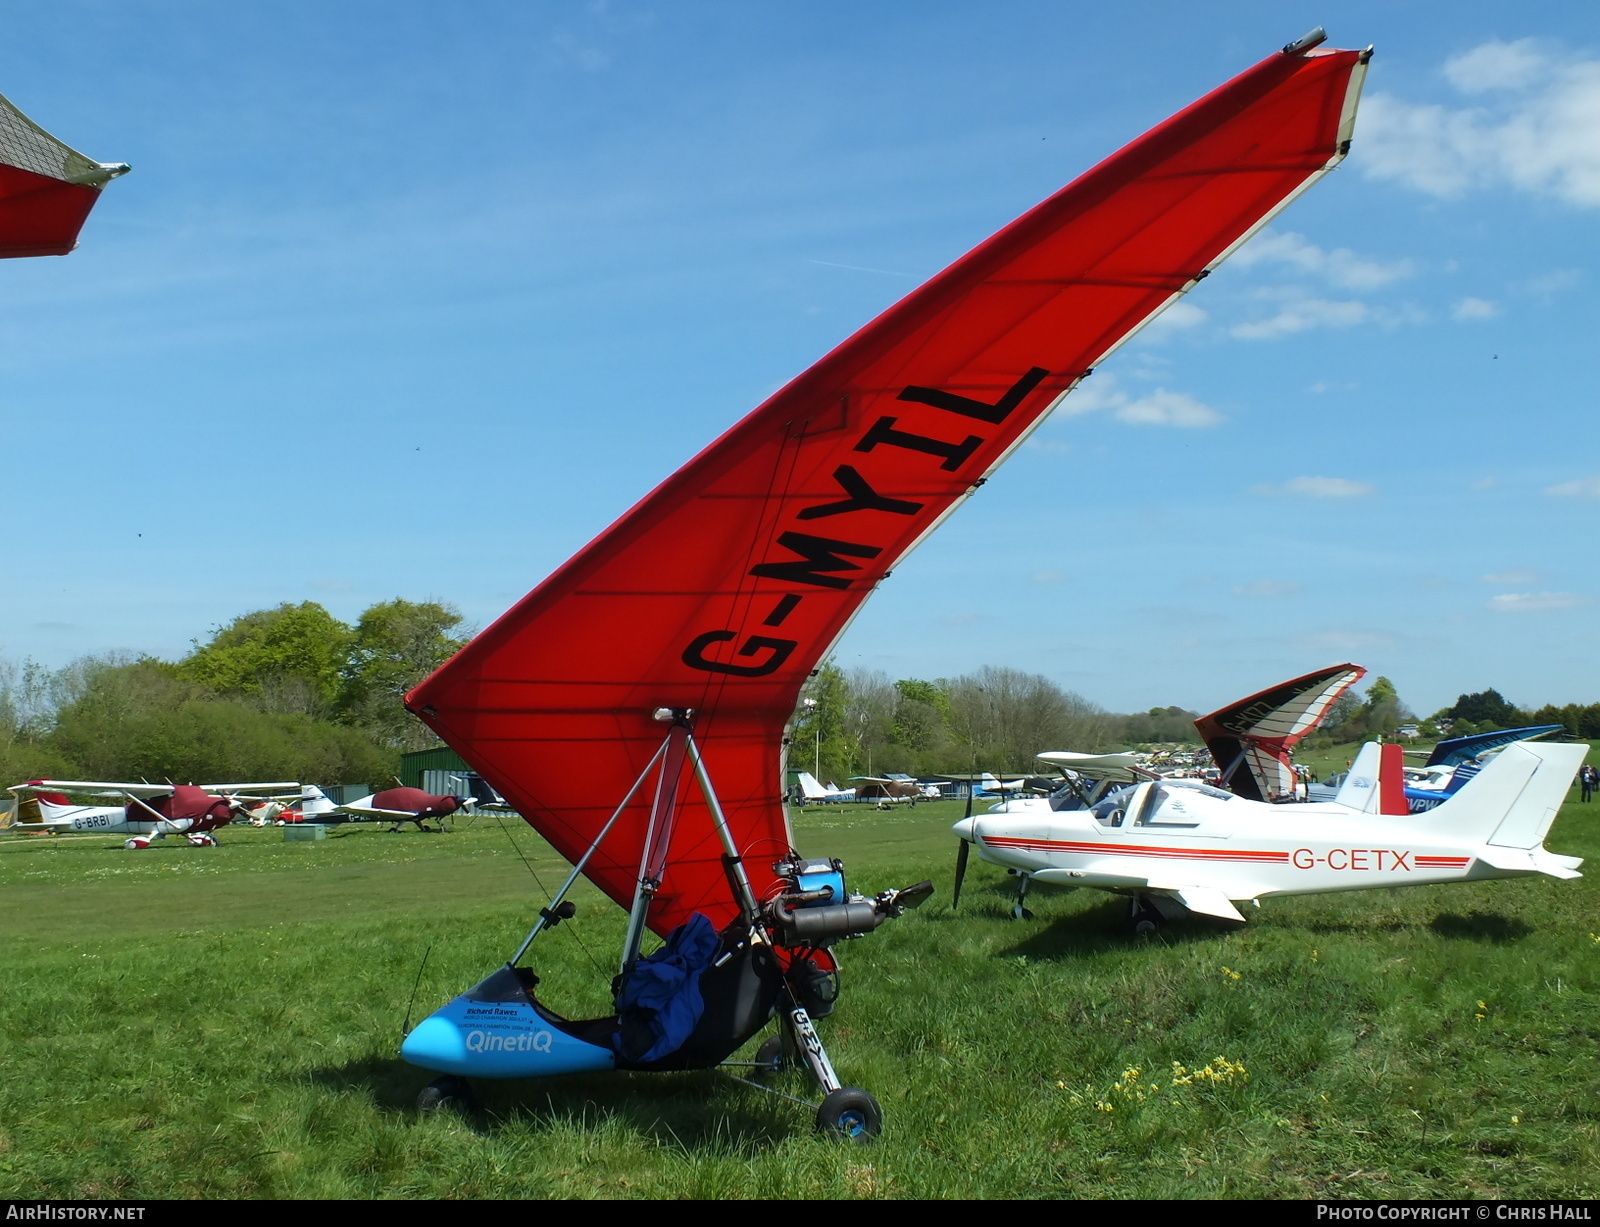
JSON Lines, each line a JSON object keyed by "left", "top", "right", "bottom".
{"left": 410, "top": 39, "right": 1371, "bottom": 933}
{"left": 1195, "top": 663, "right": 1367, "bottom": 801}
{"left": 0, "top": 90, "right": 126, "bottom": 257}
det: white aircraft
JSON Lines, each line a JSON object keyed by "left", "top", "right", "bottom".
{"left": 951, "top": 739, "right": 1584, "bottom": 931}
{"left": 976, "top": 772, "right": 1034, "bottom": 796}
{"left": 795, "top": 772, "right": 857, "bottom": 803}
{"left": 5, "top": 779, "right": 299, "bottom": 847}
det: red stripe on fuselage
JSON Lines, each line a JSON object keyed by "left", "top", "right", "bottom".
{"left": 981, "top": 836, "right": 1290, "bottom": 863}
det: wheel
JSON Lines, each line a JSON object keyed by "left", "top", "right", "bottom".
{"left": 754, "top": 1034, "right": 787, "bottom": 1072}
{"left": 816, "top": 1087, "right": 882, "bottom": 1142}
{"left": 1129, "top": 898, "right": 1162, "bottom": 936}
{"left": 1011, "top": 904, "right": 1034, "bottom": 921}
{"left": 124, "top": 838, "right": 149, "bottom": 850}
{"left": 417, "top": 1075, "right": 476, "bottom": 1114}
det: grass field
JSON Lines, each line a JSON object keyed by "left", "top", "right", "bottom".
{"left": 2, "top": 747, "right": 1598, "bottom": 1200}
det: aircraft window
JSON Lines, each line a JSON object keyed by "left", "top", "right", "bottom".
{"left": 1133, "top": 784, "right": 1202, "bottom": 828}
{"left": 1167, "top": 782, "right": 1235, "bottom": 803}
{"left": 1090, "top": 786, "right": 1135, "bottom": 827}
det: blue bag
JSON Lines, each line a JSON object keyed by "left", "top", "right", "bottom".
{"left": 613, "top": 912, "right": 720, "bottom": 1063}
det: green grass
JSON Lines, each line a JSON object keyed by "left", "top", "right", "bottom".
{"left": 2, "top": 772, "right": 1599, "bottom": 1199}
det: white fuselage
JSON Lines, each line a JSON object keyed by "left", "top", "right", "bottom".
{"left": 961, "top": 776, "right": 1568, "bottom": 904}
{"left": 28, "top": 800, "right": 163, "bottom": 835}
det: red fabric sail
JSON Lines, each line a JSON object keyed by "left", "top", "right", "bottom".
{"left": 0, "top": 90, "right": 127, "bottom": 258}
{"left": 1194, "top": 663, "right": 1367, "bottom": 802}
{"left": 409, "top": 37, "right": 1371, "bottom": 935}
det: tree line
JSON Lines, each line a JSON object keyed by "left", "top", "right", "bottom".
{"left": 6, "top": 603, "right": 1593, "bottom": 793}
{"left": 0, "top": 599, "right": 466, "bottom": 787}
{"left": 791, "top": 662, "right": 1199, "bottom": 783}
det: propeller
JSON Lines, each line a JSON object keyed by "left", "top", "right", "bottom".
{"left": 951, "top": 783, "right": 975, "bottom": 909}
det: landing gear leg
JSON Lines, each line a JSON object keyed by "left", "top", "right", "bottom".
{"left": 1012, "top": 874, "right": 1034, "bottom": 921}
{"left": 1130, "top": 896, "right": 1161, "bottom": 936}
{"left": 782, "top": 997, "right": 880, "bottom": 1142}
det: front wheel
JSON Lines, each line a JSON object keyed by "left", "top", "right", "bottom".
{"left": 754, "top": 1034, "right": 787, "bottom": 1073}
{"left": 816, "top": 1087, "right": 881, "bottom": 1142}
{"left": 417, "top": 1075, "right": 476, "bottom": 1114}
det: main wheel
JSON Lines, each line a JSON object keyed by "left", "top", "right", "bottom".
{"left": 1130, "top": 898, "right": 1162, "bottom": 936}
{"left": 816, "top": 1087, "right": 882, "bottom": 1142}
{"left": 417, "top": 1075, "right": 476, "bottom": 1114}
{"left": 754, "top": 1034, "right": 787, "bottom": 1073}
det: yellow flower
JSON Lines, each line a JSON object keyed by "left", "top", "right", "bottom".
{"left": 1220, "top": 966, "right": 1242, "bottom": 981}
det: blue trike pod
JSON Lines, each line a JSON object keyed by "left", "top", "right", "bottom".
{"left": 401, "top": 965, "right": 616, "bottom": 1079}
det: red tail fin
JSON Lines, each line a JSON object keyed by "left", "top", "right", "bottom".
{"left": 1379, "top": 743, "right": 1407, "bottom": 815}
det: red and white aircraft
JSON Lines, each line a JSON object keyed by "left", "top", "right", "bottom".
{"left": 6, "top": 780, "right": 298, "bottom": 847}
{"left": 298, "top": 785, "right": 474, "bottom": 832}
{"left": 952, "top": 739, "right": 1584, "bottom": 930}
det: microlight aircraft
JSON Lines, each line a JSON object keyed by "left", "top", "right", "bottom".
{"left": 952, "top": 739, "right": 1584, "bottom": 932}
{"left": 1195, "top": 664, "right": 1366, "bottom": 802}
{"left": 0, "top": 87, "right": 126, "bottom": 257}
{"left": 394, "top": 30, "right": 1373, "bottom": 1139}
{"left": 5, "top": 780, "right": 298, "bottom": 846}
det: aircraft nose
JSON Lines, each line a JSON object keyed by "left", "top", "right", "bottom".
{"left": 400, "top": 1014, "right": 467, "bottom": 1072}
{"left": 951, "top": 816, "right": 979, "bottom": 843}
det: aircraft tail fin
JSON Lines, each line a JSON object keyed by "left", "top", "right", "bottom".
{"left": 1333, "top": 743, "right": 1383, "bottom": 813}
{"left": 796, "top": 772, "right": 829, "bottom": 800}
{"left": 1416, "top": 741, "right": 1586, "bottom": 854}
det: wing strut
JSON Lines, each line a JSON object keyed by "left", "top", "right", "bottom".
{"left": 510, "top": 736, "right": 673, "bottom": 966}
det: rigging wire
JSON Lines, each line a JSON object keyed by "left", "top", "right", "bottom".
{"left": 490, "top": 809, "right": 607, "bottom": 976}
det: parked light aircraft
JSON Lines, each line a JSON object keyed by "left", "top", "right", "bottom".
{"left": 301, "top": 785, "right": 474, "bottom": 832}
{"left": 796, "top": 773, "right": 857, "bottom": 803}
{"left": 5, "top": 780, "right": 299, "bottom": 847}
{"left": 952, "top": 739, "right": 1584, "bottom": 931}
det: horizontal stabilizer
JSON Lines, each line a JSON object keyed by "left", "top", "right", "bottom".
{"left": 1475, "top": 845, "right": 1584, "bottom": 880}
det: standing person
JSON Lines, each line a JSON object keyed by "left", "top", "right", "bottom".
{"left": 1582, "top": 764, "right": 1597, "bottom": 803}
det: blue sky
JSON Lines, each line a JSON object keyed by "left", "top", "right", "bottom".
{"left": 3, "top": 2, "right": 1600, "bottom": 717}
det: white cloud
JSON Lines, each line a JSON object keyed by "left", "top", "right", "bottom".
{"left": 1547, "top": 475, "right": 1600, "bottom": 498}
{"left": 1051, "top": 374, "right": 1223, "bottom": 427}
{"left": 1471, "top": 477, "right": 1497, "bottom": 490}
{"left": 1452, "top": 297, "right": 1499, "bottom": 320}
{"left": 1444, "top": 39, "right": 1549, "bottom": 93}
{"left": 1252, "top": 476, "right": 1377, "bottom": 499}
{"left": 1231, "top": 229, "right": 1413, "bottom": 290}
{"left": 1488, "top": 591, "right": 1589, "bottom": 612}
{"left": 1142, "top": 300, "right": 1209, "bottom": 334}
{"left": 1482, "top": 569, "right": 1538, "bottom": 584}
{"left": 1115, "top": 388, "right": 1222, "bottom": 427}
{"left": 1032, "top": 570, "right": 1065, "bottom": 583}
{"left": 1231, "top": 295, "right": 1370, "bottom": 340}
{"left": 1233, "top": 580, "right": 1301, "bottom": 598}
{"left": 1517, "top": 269, "right": 1581, "bottom": 298}
{"left": 1361, "top": 41, "right": 1600, "bottom": 207}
